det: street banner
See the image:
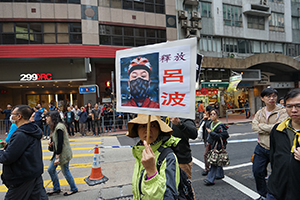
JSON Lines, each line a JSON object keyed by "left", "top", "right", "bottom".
{"left": 227, "top": 74, "right": 242, "bottom": 92}
{"left": 115, "top": 37, "right": 197, "bottom": 119}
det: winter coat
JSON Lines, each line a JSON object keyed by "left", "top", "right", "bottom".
{"left": 132, "top": 136, "right": 180, "bottom": 200}
{"left": 206, "top": 121, "right": 229, "bottom": 150}
{"left": 0, "top": 122, "right": 43, "bottom": 187}
{"left": 78, "top": 110, "right": 88, "bottom": 123}
{"left": 268, "top": 118, "right": 300, "bottom": 200}
{"left": 51, "top": 122, "right": 73, "bottom": 165}
{"left": 252, "top": 105, "right": 288, "bottom": 150}
{"left": 168, "top": 118, "right": 197, "bottom": 164}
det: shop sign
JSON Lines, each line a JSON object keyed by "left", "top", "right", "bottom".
{"left": 196, "top": 89, "right": 218, "bottom": 95}
{"left": 271, "top": 82, "right": 294, "bottom": 89}
{"left": 255, "top": 73, "right": 270, "bottom": 85}
{"left": 102, "top": 98, "right": 111, "bottom": 103}
{"left": 20, "top": 73, "right": 52, "bottom": 81}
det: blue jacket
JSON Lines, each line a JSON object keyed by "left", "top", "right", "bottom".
{"left": 1, "top": 109, "right": 11, "bottom": 120}
{"left": 34, "top": 109, "right": 43, "bottom": 121}
{"left": 0, "top": 122, "right": 43, "bottom": 187}
{"left": 5, "top": 124, "right": 18, "bottom": 143}
{"left": 78, "top": 111, "right": 88, "bottom": 123}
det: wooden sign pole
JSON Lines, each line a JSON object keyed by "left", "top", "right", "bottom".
{"left": 146, "top": 115, "right": 151, "bottom": 144}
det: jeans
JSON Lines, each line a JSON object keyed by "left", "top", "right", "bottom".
{"left": 93, "top": 119, "right": 101, "bottom": 134}
{"left": 66, "top": 123, "right": 74, "bottom": 136}
{"left": 252, "top": 143, "right": 270, "bottom": 197}
{"left": 43, "top": 124, "right": 50, "bottom": 137}
{"left": 4, "top": 119, "right": 11, "bottom": 133}
{"left": 206, "top": 165, "right": 224, "bottom": 183}
{"left": 79, "top": 122, "right": 86, "bottom": 136}
{"left": 245, "top": 109, "right": 250, "bottom": 118}
{"left": 48, "top": 159, "right": 77, "bottom": 192}
{"left": 74, "top": 120, "right": 79, "bottom": 132}
{"left": 86, "top": 118, "right": 93, "bottom": 132}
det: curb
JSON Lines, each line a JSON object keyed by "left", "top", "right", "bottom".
{"left": 223, "top": 120, "right": 252, "bottom": 125}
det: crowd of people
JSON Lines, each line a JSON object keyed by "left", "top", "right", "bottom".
{"left": 0, "top": 102, "right": 135, "bottom": 138}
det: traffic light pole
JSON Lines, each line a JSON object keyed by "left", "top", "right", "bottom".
{"left": 111, "top": 71, "right": 116, "bottom": 132}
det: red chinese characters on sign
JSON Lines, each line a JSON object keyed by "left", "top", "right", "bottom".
{"left": 161, "top": 92, "right": 186, "bottom": 106}
{"left": 163, "top": 69, "right": 183, "bottom": 83}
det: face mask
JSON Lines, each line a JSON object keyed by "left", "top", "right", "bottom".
{"left": 9, "top": 115, "right": 16, "bottom": 124}
{"left": 130, "top": 78, "right": 150, "bottom": 102}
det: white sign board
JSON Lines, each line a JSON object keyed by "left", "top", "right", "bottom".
{"left": 115, "top": 38, "right": 197, "bottom": 119}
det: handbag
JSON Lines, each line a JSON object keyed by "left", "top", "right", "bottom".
{"left": 207, "top": 137, "right": 230, "bottom": 167}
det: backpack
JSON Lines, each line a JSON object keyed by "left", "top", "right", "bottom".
{"left": 157, "top": 146, "right": 194, "bottom": 200}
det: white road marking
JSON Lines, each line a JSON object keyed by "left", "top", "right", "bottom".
{"left": 192, "top": 157, "right": 260, "bottom": 199}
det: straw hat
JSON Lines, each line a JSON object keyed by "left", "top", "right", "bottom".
{"left": 126, "top": 114, "right": 173, "bottom": 138}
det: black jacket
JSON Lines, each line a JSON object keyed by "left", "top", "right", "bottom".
{"left": 0, "top": 122, "right": 43, "bottom": 187}
{"left": 268, "top": 119, "right": 300, "bottom": 200}
{"left": 206, "top": 121, "right": 229, "bottom": 150}
{"left": 64, "top": 111, "right": 75, "bottom": 123}
{"left": 169, "top": 118, "right": 197, "bottom": 164}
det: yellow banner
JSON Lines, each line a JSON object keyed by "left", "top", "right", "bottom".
{"left": 227, "top": 75, "right": 242, "bottom": 92}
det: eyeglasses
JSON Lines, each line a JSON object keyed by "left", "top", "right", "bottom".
{"left": 286, "top": 104, "right": 300, "bottom": 110}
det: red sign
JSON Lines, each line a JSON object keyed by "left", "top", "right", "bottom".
{"left": 196, "top": 89, "right": 218, "bottom": 95}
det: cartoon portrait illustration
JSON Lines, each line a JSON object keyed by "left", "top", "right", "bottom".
{"left": 120, "top": 53, "right": 159, "bottom": 108}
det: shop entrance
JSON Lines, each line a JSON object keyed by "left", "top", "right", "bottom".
{"left": 27, "top": 93, "right": 77, "bottom": 112}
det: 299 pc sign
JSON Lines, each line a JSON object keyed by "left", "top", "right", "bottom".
{"left": 20, "top": 73, "right": 52, "bottom": 81}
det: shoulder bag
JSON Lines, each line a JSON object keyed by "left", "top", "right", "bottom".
{"left": 207, "top": 137, "right": 230, "bottom": 167}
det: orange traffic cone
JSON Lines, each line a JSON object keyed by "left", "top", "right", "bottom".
{"left": 84, "top": 145, "right": 108, "bottom": 186}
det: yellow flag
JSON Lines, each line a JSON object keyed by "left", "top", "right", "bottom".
{"left": 227, "top": 75, "right": 242, "bottom": 92}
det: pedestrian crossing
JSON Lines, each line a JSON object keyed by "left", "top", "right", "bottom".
{"left": 0, "top": 137, "right": 102, "bottom": 194}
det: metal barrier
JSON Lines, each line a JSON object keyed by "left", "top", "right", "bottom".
{"left": 225, "top": 108, "right": 251, "bottom": 122}
{"left": 0, "top": 119, "right": 8, "bottom": 135}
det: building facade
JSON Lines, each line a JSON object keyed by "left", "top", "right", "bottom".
{"left": 0, "top": 0, "right": 178, "bottom": 112}
{"left": 177, "top": 0, "right": 300, "bottom": 116}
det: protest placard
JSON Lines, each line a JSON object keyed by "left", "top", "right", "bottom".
{"left": 115, "top": 37, "right": 197, "bottom": 119}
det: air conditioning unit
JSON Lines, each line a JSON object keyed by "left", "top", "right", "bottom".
{"left": 184, "top": 0, "right": 199, "bottom": 6}
{"left": 191, "top": 11, "right": 201, "bottom": 20}
{"left": 178, "top": 10, "right": 188, "bottom": 19}
{"left": 260, "top": 0, "right": 267, "bottom": 5}
{"left": 186, "top": 28, "right": 200, "bottom": 39}
{"left": 192, "top": 21, "right": 202, "bottom": 29}
{"left": 181, "top": 20, "right": 191, "bottom": 28}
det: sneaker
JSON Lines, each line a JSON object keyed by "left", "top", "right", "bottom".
{"left": 255, "top": 196, "right": 266, "bottom": 200}
{"left": 43, "top": 136, "right": 47, "bottom": 140}
{"left": 47, "top": 136, "right": 50, "bottom": 139}
{"left": 203, "top": 179, "right": 215, "bottom": 186}
{"left": 109, "top": 130, "right": 111, "bottom": 133}
{"left": 5, "top": 132, "right": 7, "bottom": 135}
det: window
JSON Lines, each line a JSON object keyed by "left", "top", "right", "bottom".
{"left": 0, "top": 0, "right": 80, "bottom": 3}
{"left": 199, "top": 2, "right": 211, "bottom": 18}
{"left": 223, "top": 4, "right": 242, "bottom": 27}
{"left": 97, "top": 0, "right": 164, "bottom": 14}
{"left": 269, "top": 0, "right": 283, "bottom": 3}
{"left": 0, "top": 22, "right": 82, "bottom": 44}
{"left": 269, "top": 12, "right": 284, "bottom": 31}
{"left": 99, "top": 25, "right": 166, "bottom": 47}
{"left": 248, "top": 15, "right": 265, "bottom": 30}
{"left": 292, "top": 17, "right": 299, "bottom": 30}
